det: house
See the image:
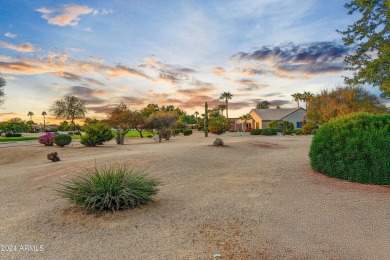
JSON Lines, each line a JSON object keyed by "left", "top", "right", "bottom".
{"left": 235, "top": 107, "right": 306, "bottom": 131}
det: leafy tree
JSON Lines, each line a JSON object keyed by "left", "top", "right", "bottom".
{"left": 307, "top": 85, "right": 389, "bottom": 124}
{"left": 338, "top": 0, "right": 390, "bottom": 93}
{"left": 217, "top": 104, "right": 227, "bottom": 116}
{"left": 0, "top": 118, "right": 31, "bottom": 133}
{"left": 148, "top": 111, "right": 178, "bottom": 142}
{"left": 27, "top": 111, "right": 34, "bottom": 121}
{"left": 208, "top": 108, "right": 221, "bottom": 118}
{"left": 209, "top": 117, "right": 229, "bottom": 135}
{"left": 131, "top": 109, "right": 150, "bottom": 138}
{"left": 80, "top": 122, "right": 115, "bottom": 147}
{"left": 0, "top": 74, "right": 6, "bottom": 106}
{"left": 302, "top": 91, "right": 314, "bottom": 109}
{"left": 42, "top": 111, "right": 47, "bottom": 131}
{"left": 50, "top": 96, "right": 87, "bottom": 131}
{"left": 219, "top": 92, "right": 233, "bottom": 119}
{"left": 278, "top": 121, "right": 294, "bottom": 134}
{"left": 58, "top": 121, "right": 70, "bottom": 131}
{"left": 107, "top": 103, "right": 133, "bottom": 145}
{"left": 267, "top": 120, "right": 279, "bottom": 129}
{"left": 256, "top": 100, "right": 270, "bottom": 109}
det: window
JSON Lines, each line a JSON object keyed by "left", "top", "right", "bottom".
{"left": 296, "top": 122, "right": 303, "bottom": 128}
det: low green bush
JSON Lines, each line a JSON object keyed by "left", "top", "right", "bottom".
{"left": 57, "top": 165, "right": 160, "bottom": 213}
{"left": 80, "top": 123, "right": 114, "bottom": 147}
{"left": 309, "top": 113, "right": 390, "bottom": 185}
{"left": 5, "top": 133, "right": 22, "bottom": 137}
{"left": 262, "top": 128, "right": 278, "bottom": 136}
{"left": 294, "top": 129, "right": 303, "bottom": 135}
{"left": 250, "top": 129, "right": 262, "bottom": 135}
{"left": 55, "top": 134, "right": 72, "bottom": 147}
{"left": 183, "top": 129, "right": 193, "bottom": 136}
{"left": 68, "top": 132, "right": 74, "bottom": 136}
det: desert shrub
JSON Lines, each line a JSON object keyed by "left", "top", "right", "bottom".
{"left": 311, "top": 129, "right": 318, "bottom": 135}
{"left": 309, "top": 113, "right": 390, "bottom": 185}
{"left": 250, "top": 129, "right": 262, "bottom": 135}
{"left": 209, "top": 117, "right": 228, "bottom": 135}
{"left": 80, "top": 123, "right": 115, "bottom": 147}
{"left": 68, "top": 132, "right": 74, "bottom": 136}
{"left": 39, "top": 132, "right": 55, "bottom": 146}
{"left": 183, "top": 129, "right": 193, "bottom": 136}
{"left": 267, "top": 120, "right": 279, "bottom": 128}
{"left": 173, "top": 129, "right": 180, "bottom": 135}
{"left": 278, "top": 121, "right": 294, "bottom": 134}
{"left": 213, "top": 138, "right": 224, "bottom": 146}
{"left": 55, "top": 134, "right": 72, "bottom": 147}
{"left": 198, "top": 126, "right": 204, "bottom": 131}
{"left": 302, "top": 122, "right": 316, "bottom": 135}
{"left": 262, "top": 128, "right": 278, "bottom": 136}
{"left": 294, "top": 129, "right": 303, "bottom": 135}
{"left": 5, "top": 133, "right": 22, "bottom": 137}
{"left": 57, "top": 165, "right": 160, "bottom": 213}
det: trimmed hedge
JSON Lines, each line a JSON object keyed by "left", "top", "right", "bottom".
{"left": 55, "top": 134, "right": 72, "bottom": 147}
{"left": 309, "top": 113, "right": 390, "bottom": 185}
{"left": 250, "top": 129, "right": 262, "bottom": 135}
{"left": 183, "top": 129, "right": 193, "bottom": 136}
{"left": 5, "top": 133, "right": 22, "bottom": 137}
{"left": 262, "top": 128, "right": 278, "bottom": 136}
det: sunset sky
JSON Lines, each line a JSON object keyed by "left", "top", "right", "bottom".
{"left": 0, "top": 0, "right": 385, "bottom": 124}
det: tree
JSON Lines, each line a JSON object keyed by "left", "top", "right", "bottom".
{"left": 42, "top": 111, "right": 47, "bottom": 131}
{"left": 256, "top": 100, "right": 270, "bottom": 109}
{"left": 27, "top": 111, "right": 34, "bottom": 121}
{"left": 107, "top": 103, "right": 133, "bottom": 145}
{"left": 209, "top": 117, "right": 229, "bottom": 135}
{"left": 276, "top": 105, "right": 281, "bottom": 109}
{"left": 307, "top": 85, "right": 389, "bottom": 124}
{"left": 0, "top": 74, "right": 6, "bottom": 106}
{"left": 338, "top": 0, "right": 390, "bottom": 93}
{"left": 239, "top": 114, "right": 252, "bottom": 131}
{"left": 219, "top": 92, "right": 233, "bottom": 119}
{"left": 217, "top": 104, "right": 227, "bottom": 116}
{"left": 148, "top": 111, "right": 178, "bottom": 143}
{"left": 302, "top": 91, "right": 314, "bottom": 109}
{"left": 50, "top": 96, "right": 87, "bottom": 131}
{"left": 131, "top": 109, "right": 150, "bottom": 138}
{"left": 194, "top": 111, "right": 199, "bottom": 119}
{"left": 291, "top": 93, "right": 303, "bottom": 107}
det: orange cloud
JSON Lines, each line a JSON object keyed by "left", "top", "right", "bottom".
{"left": 0, "top": 41, "right": 39, "bottom": 53}
{"left": 36, "top": 5, "right": 95, "bottom": 27}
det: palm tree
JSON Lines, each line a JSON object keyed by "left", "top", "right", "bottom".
{"left": 27, "top": 111, "right": 34, "bottom": 121}
{"left": 256, "top": 100, "right": 271, "bottom": 109}
{"left": 42, "top": 111, "right": 47, "bottom": 131}
{"left": 302, "top": 91, "right": 314, "bottom": 109}
{"left": 217, "top": 104, "right": 227, "bottom": 116}
{"left": 291, "top": 93, "right": 303, "bottom": 107}
{"left": 194, "top": 111, "right": 199, "bottom": 119}
{"left": 240, "top": 114, "right": 252, "bottom": 131}
{"left": 219, "top": 92, "right": 233, "bottom": 119}
{"left": 50, "top": 96, "right": 87, "bottom": 131}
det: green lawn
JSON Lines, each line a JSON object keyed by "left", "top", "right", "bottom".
{"left": 0, "top": 136, "right": 39, "bottom": 142}
{"left": 125, "top": 130, "right": 155, "bottom": 137}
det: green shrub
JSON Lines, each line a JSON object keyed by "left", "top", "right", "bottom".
{"left": 80, "top": 123, "right": 115, "bottom": 147}
{"left": 5, "top": 133, "right": 22, "bottom": 137}
{"left": 267, "top": 120, "right": 279, "bottom": 128}
{"left": 294, "top": 129, "right": 303, "bottom": 135}
{"left": 183, "top": 129, "right": 193, "bottom": 136}
{"left": 262, "top": 128, "right": 278, "bottom": 136}
{"left": 209, "top": 117, "right": 228, "bottom": 135}
{"left": 302, "top": 122, "right": 316, "bottom": 135}
{"left": 57, "top": 165, "right": 160, "bottom": 213}
{"left": 309, "top": 113, "right": 390, "bottom": 185}
{"left": 163, "top": 128, "right": 172, "bottom": 140}
{"left": 68, "top": 132, "right": 74, "bottom": 136}
{"left": 250, "top": 129, "right": 262, "bottom": 135}
{"left": 55, "top": 134, "right": 72, "bottom": 147}
{"left": 278, "top": 121, "right": 294, "bottom": 134}
{"left": 214, "top": 138, "right": 224, "bottom": 146}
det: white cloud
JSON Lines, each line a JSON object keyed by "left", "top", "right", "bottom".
{"left": 101, "top": 9, "right": 113, "bottom": 15}
{"left": 36, "top": 4, "right": 96, "bottom": 27}
{"left": 84, "top": 27, "right": 93, "bottom": 32}
{"left": 4, "top": 32, "right": 17, "bottom": 39}
{"left": 0, "top": 41, "right": 39, "bottom": 53}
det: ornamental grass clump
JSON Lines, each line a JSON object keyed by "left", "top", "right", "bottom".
{"left": 39, "top": 132, "right": 55, "bottom": 146}
{"left": 57, "top": 165, "right": 160, "bottom": 213}
{"left": 309, "top": 112, "right": 390, "bottom": 185}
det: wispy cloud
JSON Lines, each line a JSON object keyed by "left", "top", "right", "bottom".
{"left": 0, "top": 41, "right": 39, "bottom": 53}
{"left": 233, "top": 41, "right": 350, "bottom": 75}
{"left": 4, "top": 32, "right": 17, "bottom": 39}
{"left": 36, "top": 4, "right": 96, "bottom": 27}
{"left": 66, "top": 86, "right": 106, "bottom": 104}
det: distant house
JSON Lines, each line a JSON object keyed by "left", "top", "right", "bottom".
{"left": 235, "top": 108, "right": 306, "bottom": 131}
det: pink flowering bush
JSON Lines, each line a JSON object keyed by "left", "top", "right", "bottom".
{"left": 39, "top": 132, "right": 55, "bottom": 146}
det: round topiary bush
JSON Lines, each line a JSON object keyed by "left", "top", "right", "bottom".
{"left": 57, "top": 165, "right": 160, "bottom": 213}
{"left": 55, "top": 134, "right": 72, "bottom": 147}
{"left": 183, "top": 129, "right": 193, "bottom": 136}
{"left": 309, "top": 113, "right": 390, "bottom": 185}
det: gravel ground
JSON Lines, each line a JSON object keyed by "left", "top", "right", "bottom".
{"left": 0, "top": 131, "right": 389, "bottom": 259}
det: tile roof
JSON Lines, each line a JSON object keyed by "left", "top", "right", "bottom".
{"left": 251, "top": 108, "right": 305, "bottom": 120}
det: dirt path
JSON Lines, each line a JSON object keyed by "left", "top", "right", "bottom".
{"left": 0, "top": 132, "right": 389, "bottom": 259}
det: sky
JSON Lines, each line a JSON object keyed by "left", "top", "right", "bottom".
{"left": 0, "top": 0, "right": 385, "bottom": 124}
